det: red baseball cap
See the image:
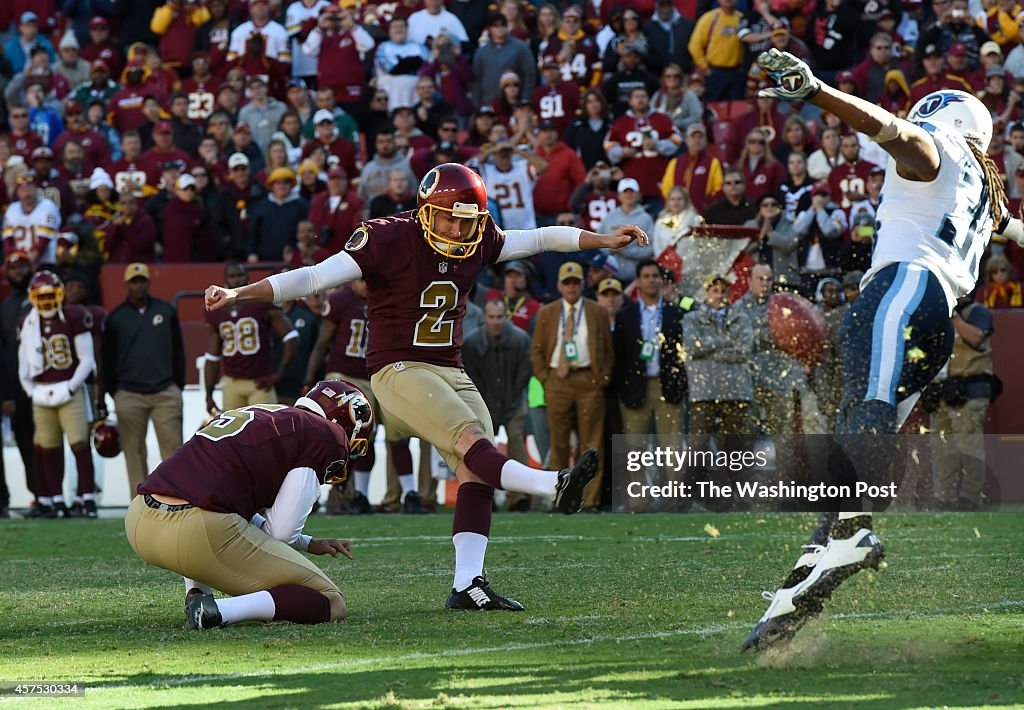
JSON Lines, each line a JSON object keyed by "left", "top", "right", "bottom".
{"left": 154, "top": 121, "right": 172, "bottom": 134}
{"left": 4, "top": 250, "right": 31, "bottom": 267}
{"left": 949, "top": 42, "right": 969, "bottom": 57}
{"left": 328, "top": 167, "right": 348, "bottom": 179}
{"left": 64, "top": 100, "right": 84, "bottom": 114}
{"left": 89, "top": 17, "right": 109, "bottom": 29}
{"left": 90, "top": 59, "right": 109, "bottom": 73}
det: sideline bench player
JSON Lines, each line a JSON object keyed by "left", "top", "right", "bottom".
{"left": 745, "top": 49, "right": 1024, "bottom": 651}
{"left": 125, "top": 381, "right": 372, "bottom": 629}
{"left": 206, "top": 162, "right": 648, "bottom": 610}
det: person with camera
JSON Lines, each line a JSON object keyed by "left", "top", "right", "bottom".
{"left": 916, "top": 0, "right": 988, "bottom": 70}
{"left": 605, "top": 87, "right": 681, "bottom": 213}
{"left": 926, "top": 303, "right": 997, "bottom": 510}
{"left": 792, "top": 182, "right": 847, "bottom": 297}
{"left": 307, "top": 167, "right": 363, "bottom": 255}
{"left": 302, "top": 4, "right": 375, "bottom": 120}
{"left": 150, "top": 0, "right": 212, "bottom": 75}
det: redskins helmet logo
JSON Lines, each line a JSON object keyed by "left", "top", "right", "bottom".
{"left": 345, "top": 226, "right": 369, "bottom": 252}
{"left": 418, "top": 168, "right": 440, "bottom": 200}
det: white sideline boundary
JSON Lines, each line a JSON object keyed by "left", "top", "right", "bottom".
{"left": 67, "top": 599, "right": 1024, "bottom": 696}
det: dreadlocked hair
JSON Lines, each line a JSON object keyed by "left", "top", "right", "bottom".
{"left": 968, "top": 141, "right": 1007, "bottom": 227}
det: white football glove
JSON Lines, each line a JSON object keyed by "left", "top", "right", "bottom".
{"left": 757, "top": 48, "right": 821, "bottom": 101}
{"left": 33, "top": 382, "right": 74, "bottom": 408}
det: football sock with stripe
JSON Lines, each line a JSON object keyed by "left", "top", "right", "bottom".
{"left": 452, "top": 482, "right": 493, "bottom": 591}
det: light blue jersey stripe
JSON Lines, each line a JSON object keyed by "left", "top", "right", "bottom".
{"left": 866, "top": 264, "right": 928, "bottom": 403}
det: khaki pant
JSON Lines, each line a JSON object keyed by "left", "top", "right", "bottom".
{"left": 33, "top": 386, "right": 90, "bottom": 448}
{"left": 222, "top": 375, "right": 277, "bottom": 410}
{"left": 620, "top": 379, "right": 684, "bottom": 438}
{"left": 371, "top": 362, "right": 493, "bottom": 473}
{"left": 114, "top": 385, "right": 183, "bottom": 495}
{"left": 931, "top": 398, "right": 988, "bottom": 506}
{"left": 124, "top": 496, "right": 342, "bottom": 607}
{"left": 545, "top": 370, "right": 605, "bottom": 508}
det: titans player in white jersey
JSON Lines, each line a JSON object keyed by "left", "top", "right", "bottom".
{"left": 744, "top": 49, "right": 1024, "bottom": 651}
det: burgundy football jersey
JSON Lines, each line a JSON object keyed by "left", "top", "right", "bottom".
{"left": 324, "top": 286, "right": 369, "bottom": 379}
{"left": 605, "top": 111, "right": 680, "bottom": 197}
{"left": 204, "top": 301, "right": 279, "bottom": 380}
{"left": 828, "top": 160, "right": 877, "bottom": 211}
{"left": 343, "top": 210, "right": 506, "bottom": 374}
{"left": 139, "top": 405, "right": 349, "bottom": 520}
{"left": 21, "top": 304, "right": 94, "bottom": 384}
{"left": 532, "top": 81, "right": 580, "bottom": 135}
{"left": 179, "top": 77, "right": 218, "bottom": 121}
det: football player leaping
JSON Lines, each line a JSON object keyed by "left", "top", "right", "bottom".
{"left": 744, "top": 49, "right": 1024, "bottom": 651}
{"left": 207, "top": 163, "right": 648, "bottom": 610}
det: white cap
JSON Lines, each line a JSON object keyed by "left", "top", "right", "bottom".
{"left": 228, "top": 152, "right": 250, "bottom": 169}
{"left": 313, "top": 108, "right": 335, "bottom": 125}
{"left": 89, "top": 167, "right": 113, "bottom": 191}
{"left": 617, "top": 177, "right": 641, "bottom": 193}
{"left": 59, "top": 31, "right": 79, "bottom": 50}
{"left": 176, "top": 174, "right": 197, "bottom": 190}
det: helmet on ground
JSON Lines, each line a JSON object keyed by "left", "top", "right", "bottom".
{"left": 416, "top": 162, "right": 489, "bottom": 259}
{"left": 29, "top": 271, "right": 65, "bottom": 318}
{"left": 907, "top": 90, "right": 993, "bottom": 151}
{"left": 295, "top": 380, "right": 374, "bottom": 484}
{"left": 92, "top": 421, "right": 121, "bottom": 458}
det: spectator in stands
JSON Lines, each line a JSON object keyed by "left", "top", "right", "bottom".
{"left": 472, "top": 14, "right": 537, "bottom": 108}
{"left": 651, "top": 63, "right": 703, "bottom": 136}
{"left": 412, "top": 76, "right": 453, "bottom": 139}
{"left": 238, "top": 76, "right": 288, "bottom": 156}
{"left": 103, "top": 191, "right": 155, "bottom": 263}
{"left": 565, "top": 89, "right": 611, "bottom": 170}
{"left": 375, "top": 16, "right": 430, "bottom": 111}
{"left": 738, "top": 128, "right": 787, "bottom": 202}
{"left": 533, "top": 121, "right": 586, "bottom": 227}
{"left": 812, "top": 275, "right": 847, "bottom": 431}
{"left": 80, "top": 17, "right": 124, "bottom": 79}
{"left": 165, "top": 92, "right": 201, "bottom": 158}
{"left": 302, "top": 109, "right": 358, "bottom": 179}
{"left": 296, "top": 159, "right": 324, "bottom": 201}
{"left": 660, "top": 123, "right": 723, "bottom": 215}
{"left": 532, "top": 58, "right": 580, "bottom": 137}
{"left": 274, "top": 111, "right": 307, "bottom": 168}
{"left": 162, "top": 173, "right": 213, "bottom": 262}
{"left": 606, "top": 87, "right": 681, "bottom": 209}
{"left": 793, "top": 182, "right": 847, "bottom": 296}
{"left": 284, "top": 81, "right": 315, "bottom": 134}
{"left": 603, "top": 9, "right": 652, "bottom": 76}
{"left": 368, "top": 169, "right": 416, "bottom": 219}
{"left": 284, "top": 219, "right": 330, "bottom": 267}
{"left": 828, "top": 132, "right": 877, "bottom": 210}
{"left": 918, "top": 1, "right": 987, "bottom": 69}
{"left": 702, "top": 168, "right": 757, "bottom": 226}
{"left": 190, "top": 164, "right": 245, "bottom": 261}
{"left": 358, "top": 129, "right": 418, "bottom": 203}
{"left": 727, "top": 92, "right": 787, "bottom": 165}
{"left": 5, "top": 107, "right": 44, "bottom": 163}
{"left": 599, "top": 178, "right": 655, "bottom": 282}
{"left": 977, "top": 253, "right": 1023, "bottom": 308}
{"left": 597, "top": 277, "right": 625, "bottom": 325}
{"left": 780, "top": 151, "right": 814, "bottom": 221}
{"left": 5, "top": 12, "right": 56, "bottom": 75}
{"left": 746, "top": 193, "right": 799, "bottom": 291}
{"left": 419, "top": 32, "right": 474, "bottom": 121}
{"left": 850, "top": 32, "right": 903, "bottom": 104}
{"left": 248, "top": 167, "right": 309, "bottom": 262}
{"left": 407, "top": 0, "right": 470, "bottom": 50}
{"left": 308, "top": 167, "right": 362, "bottom": 254}
{"left": 910, "top": 43, "right": 975, "bottom": 104}
{"left": 1004, "top": 24, "right": 1024, "bottom": 77}
{"left": 807, "top": 125, "right": 843, "bottom": 181}
{"left": 645, "top": 0, "right": 695, "bottom": 75}
{"left": 805, "top": 0, "right": 858, "bottom": 83}
{"left": 30, "top": 146, "right": 77, "bottom": 221}
{"left": 55, "top": 31, "right": 90, "bottom": 89}
{"left": 142, "top": 121, "right": 192, "bottom": 179}
{"left": 613, "top": 258, "right": 687, "bottom": 442}
{"left": 653, "top": 186, "right": 701, "bottom": 263}
{"left": 228, "top": 0, "right": 290, "bottom": 67}
{"left": 485, "top": 260, "right": 541, "bottom": 332}
{"left": 101, "top": 263, "right": 184, "bottom": 496}
{"left": 532, "top": 261, "right": 614, "bottom": 512}
{"left": 53, "top": 101, "right": 111, "bottom": 175}
{"left": 683, "top": 273, "right": 754, "bottom": 495}
{"left": 689, "top": 0, "right": 745, "bottom": 101}
{"left": 930, "top": 302, "right": 996, "bottom": 510}
{"left": 229, "top": 123, "right": 266, "bottom": 176}
{"left": 774, "top": 115, "right": 816, "bottom": 165}
{"left": 462, "top": 299, "right": 533, "bottom": 511}
{"left": 602, "top": 44, "right": 659, "bottom": 118}
{"left": 474, "top": 138, "right": 547, "bottom": 229}
{"left": 150, "top": 0, "right": 211, "bottom": 73}
{"left": 843, "top": 269, "right": 863, "bottom": 304}
{"left": 301, "top": 5, "right": 375, "bottom": 118}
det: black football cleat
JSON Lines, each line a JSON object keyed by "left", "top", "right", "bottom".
{"left": 83, "top": 500, "right": 98, "bottom": 518}
{"left": 186, "top": 593, "right": 224, "bottom": 630}
{"left": 402, "top": 491, "right": 428, "bottom": 514}
{"left": 553, "top": 448, "right": 599, "bottom": 514}
{"left": 349, "top": 492, "right": 372, "bottom": 515}
{"left": 54, "top": 501, "right": 70, "bottom": 519}
{"left": 23, "top": 503, "right": 55, "bottom": 519}
{"left": 446, "top": 576, "right": 524, "bottom": 611}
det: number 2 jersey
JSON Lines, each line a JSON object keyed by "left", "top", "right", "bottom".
{"left": 342, "top": 210, "right": 506, "bottom": 375}
{"left": 870, "top": 121, "right": 993, "bottom": 313}
{"left": 139, "top": 405, "right": 349, "bottom": 519}
{"left": 204, "top": 302, "right": 279, "bottom": 379}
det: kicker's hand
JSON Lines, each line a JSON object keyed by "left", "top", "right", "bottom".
{"left": 308, "top": 538, "right": 353, "bottom": 559}
{"left": 606, "top": 224, "right": 649, "bottom": 250}
{"left": 205, "top": 285, "right": 237, "bottom": 311}
{"left": 757, "top": 48, "right": 820, "bottom": 101}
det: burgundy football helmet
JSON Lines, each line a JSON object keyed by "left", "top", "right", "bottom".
{"left": 416, "top": 163, "right": 490, "bottom": 259}
{"left": 93, "top": 421, "right": 121, "bottom": 458}
{"left": 29, "top": 271, "right": 65, "bottom": 318}
{"left": 295, "top": 380, "right": 374, "bottom": 484}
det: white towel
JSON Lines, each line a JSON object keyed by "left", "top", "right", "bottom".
{"left": 18, "top": 309, "right": 46, "bottom": 380}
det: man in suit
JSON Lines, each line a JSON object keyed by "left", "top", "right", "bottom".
{"left": 531, "top": 262, "right": 614, "bottom": 511}
{"left": 613, "top": 260, "right": 687, "bottom": 440}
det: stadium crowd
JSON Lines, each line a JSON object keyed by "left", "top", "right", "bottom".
{"left": 0, "top": 0, "right": 1009, "bottom": 517}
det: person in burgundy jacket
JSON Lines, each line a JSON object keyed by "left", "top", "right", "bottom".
{"left": 105, "top": 192, "right": 158, "bottom": 263}
{"left": 162, "top": 174, "right": 213, "bottom": 262}
{"left": 308, "top": 167, "right": 364, "bottom": 255}
{"left": 533, "top": 121, "right": 587, "bottom": 227}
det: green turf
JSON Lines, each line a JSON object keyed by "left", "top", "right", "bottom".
{"left": 1, "top": 512, "right": 1022, "bottom": 708}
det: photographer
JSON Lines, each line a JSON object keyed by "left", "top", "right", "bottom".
{"left": 792, "top": 182, "right": 846, "bottom": 297}
{"left": 308, "top": 167, "right": 364, "bottom": 255}
{"left": 927, "top": 303, "right": 997, "bottom": 510}
{"left": 917, "top": 0, "right": 988, "bottom": 71}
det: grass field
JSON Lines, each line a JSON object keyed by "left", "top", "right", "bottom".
{"left": 1, "top": 511, "right": 1022, "bottom": 709}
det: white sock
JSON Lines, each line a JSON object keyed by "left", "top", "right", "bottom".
{"left": 499, "top": 459, "right": 558, "bottom": 496}
{"left": 216, "top": 590, "right": 276, "bottom": 626}
{"left": 398, "top": 473, "right": 416, "bottom": 497}
{"left": 82, "top": 493, "right": 96, "bottom": 502}
{"left": 354, "top": 471, "right": 370, "bottom": 497}
{"left": 53, "top": 495, "right": 65, "bottom": 505}
{"left": 184, "top": 577, "right": 214, "bottom": 596}
{"left": 452, "top": 531, "right": 488, "bottom": 592}
{"left": 38, "top": 496, "right": 53, "bottom": 506}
